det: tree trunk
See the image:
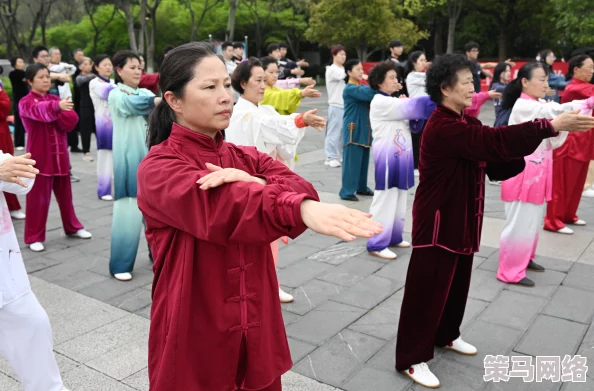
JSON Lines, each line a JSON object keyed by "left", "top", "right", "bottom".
{"left": 433, "top": 18, "right": 444, "bottom": 55}
{"left": 119, "top": 0, "right": 138, "bottom": 52}
{"left": 189, "top": 8, "right": 196, "bottom": 41}
{"left": 138, "top": 0, "right": 147, "bottom": 56}
{"left": 498, "top": 28, "right": 507, "bottom": 62}
{"left": 226, "top": 0, "right": 239, "bottom": 41}
{"left": 446, "top": 15, "right": 456, "bottom": 54}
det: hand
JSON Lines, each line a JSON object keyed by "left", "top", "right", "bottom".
{"left": 197, "top": 163, "right": 264, "bottom": 190}
{"left": 545, "top": 87, "right": 556, "bottom": 96}
{"left": 362, "top": 74, "right": 368, "bottom": 81}
{"left": 299, "top": 77, "right": 315, "bottom": 86}
{"left": 300, "top": 200, "right": 383, "bottom": 241}
{"left": 154, "top": 97, "right": 162, "bottom": 106}
{"left": 504, "top": 58, "right": 516, "bottom": 67}
{"left": 395, "top": 82, "right": 403, "bottom": 92}
{"left": 398, "top": 94, "right": 407, "bottom": 99}
{"left": 302, "top": 109, "right": 326, "bottom": 130}
{"left": 301, "top": 85, "right": 322, "bottom": 98}
{"left": 297, "top": 59, "right": 309, "bottom": 67}
{"left": 59, "top": 97, "right": 74, "bottom": 111}
{"left": 291, "top": 68, "right": 305, "bottom": 76}
{"left": 551, "top": 109, "right": 594, "bottom": 132}
{"left": 59, "top": 74, "right": 71, "bottom": 83}
{"left": 0, "top": 153, "right": 39, "bottom": 188}
{"left": 482, "top": 70, "right": 493, "bottom": 78}
{"left": 488, "top": 91, "right": 502, "bottom": 99}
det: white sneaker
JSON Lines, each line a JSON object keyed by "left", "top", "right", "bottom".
{"left": 70, "top": 229, "right": 92, "bottom": 239}
{"left": 29, "top": 242, "right": 45, "bottom": 252}
{"left": 572, "top": 219, "right": 586, "bottom": 226}
{"left": 395, "top": 240, "right": 410, "bottom": 248}
{"left": 369, "top": 248, "right": 397, "bottom": 260}
{"left": 403, "top": 362, "right": 440, "bottom": 389}
{"left": 15, "top": 146, "right": 25, "bottom": 151}
{"left": 414, "top": 169, "right": 420, "bottom": 177}
{"left": 279, "top": 287, "right": 294, "bottom": 303}
{"left": 82, "top": 153, "right": 94, "bottom": 162}
{"left": 444, "top": 337, "right": 478, "bottom": 355}
{"left": 324, "top": 159, "right": 341, "bottom": 168}
{"left": 583, "top": 189, "right": 594, "bottom": 198}
{"left": 557, "top": 226, "right": 574, "bottom": 234}
{"left": 489, "top": 180, "right": 501, "bottom": 186}
{"left": 10, "top": 210, "right": 25, "bottom": 220}
{"left": 100, "top": 195, "right": 114, "bottom": 201}
{"left": 114, "top": 272, "right": 132, "bottom": 281}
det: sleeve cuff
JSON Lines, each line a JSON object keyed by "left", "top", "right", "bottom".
{"left": 294, "top": 113, "right": 306, "bottom": 128}
{"left": 540, "top": 118, "right": 558, "bottom": 137}
{"left": 276, "top": 191, "right": 313, "bottom": 230}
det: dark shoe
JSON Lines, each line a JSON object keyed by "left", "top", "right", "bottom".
{"left": 515, "top": 277, "right": 535, "bottom": 287}
{"left": 70, "top": 146, "right": 83, "bottom": 153}
{"left": 70, "top": 173, "right": 80, "bottom": 183}
{"left": 356, "top": 190, "right": 374, "bottom": 196}
{"left": 340, "top": 195, "right": 359, "bottom": 202}
{"left": 527, "top": 260, "right": 545, "bottom": 272}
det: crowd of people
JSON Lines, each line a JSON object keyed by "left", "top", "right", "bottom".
{"left": 0, "top": 36, "right": 593, "bottom": 391}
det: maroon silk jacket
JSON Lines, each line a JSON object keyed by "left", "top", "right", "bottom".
{"left": 137, "top": 123, "right": 320, "bottom": 391}
{"left": 19, "top": 91, "right": 78, "bottom": 176}
{"left": 412, "top": 104, "right": 557, "bottom": 254}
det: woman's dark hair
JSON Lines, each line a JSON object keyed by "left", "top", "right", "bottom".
{"left": 147, "top": 42, "right": 222, "bottom": 148}
{"left": 259, "top": 56, "right": 278, "bottom": 71}
{"left": 343, "top": 58, "right": 361, "bottom": 83}
{"left": 490, "top": 62, "right": 511, "bottom": 88}
{"left": 111, "top": 50, "right": 140, "bottom": 84}
{"left": 566, "top": 54, "right": 592, "bottom": 81}
{"left": 92, "top": 54, "right": 111, "bottom": 76}
{"left": 231, "top": 57, "right": 262, "bottom": 94}
{"left": 425, "top": 53, "right": 472, "bottom": 104}
{"left": 24, "top": 63, "right": 48, "bottom": 83}
{"left": 405, "top": 51, "right": 424, "bottom": 76}
{"left": 539, "top": 49, "right": 553, "bottom": 63}
{"left": 501, "top": 61, "right": 549, "bottom": 110}
{"left": 10, "top": 56, "right": 23, "bottom": 68}
{"left": 266, "top": 43, "right": 280, "bottom": 55}
{"left": 368, "top": 61, "right": 397, "bottom": 90}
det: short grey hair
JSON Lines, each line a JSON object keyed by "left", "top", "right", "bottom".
{"left": 48, "top": 47, "right": 61, "bottom": 55}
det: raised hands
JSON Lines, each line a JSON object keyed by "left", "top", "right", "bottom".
{"left": 300, "top": 200, "right": 383, "bottom": 241}
{"left": 488, "top": 91, "right": 502, "bottom": 100}
{"left": 59, "top": 97, "right": 74, "bottom": 111}
{"left": 197, "top": 163, "right": 265, "bottom": 190}
{"left": 299, "top": 77, "right": 316, "bottom": 86}
{"left": 551, "top": 109, "right": 594, "bottom": 132}
{"left": 302, "top": 109, "right": 326, "bottom": 130}
{"left": 301, "top": 85, "right": 322, "bottom": 98}
{"left": 0, "top": 153, "right": 39, "bottom": 188}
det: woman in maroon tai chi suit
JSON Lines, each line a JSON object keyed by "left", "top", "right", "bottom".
{"left": 136, "top": 42, "right": 383, "bottom": 391}
{"left": 395, "top": 53, "right": 594, "bottom": 389}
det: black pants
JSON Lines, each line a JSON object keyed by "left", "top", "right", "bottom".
{"left": 79, "top": 107, "right": 96, "bottom": 154}
{"left": 12, "top": 108, "right": 25, "bottom": 148}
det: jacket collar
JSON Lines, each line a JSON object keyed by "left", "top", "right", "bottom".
{"left": 169, "top": 122, "right": 226, "bottom": 151}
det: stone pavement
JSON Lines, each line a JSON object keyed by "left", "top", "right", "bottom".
{"left": 1, "top": 92, "right": 594, "bottom": 391}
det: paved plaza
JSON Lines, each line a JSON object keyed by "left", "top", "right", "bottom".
{"left": 1, "top": 93, "right": 594, "bottom": 391}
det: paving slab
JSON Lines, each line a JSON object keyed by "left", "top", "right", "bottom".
{"left": 332, "top": 275, "right": 403, "bottom": 310}
{"left": 542, "top": 286, "right": 594, "bottom": 324}
{"left": 514, "top": 315, "right": 587, "bottom": 357}
{"left": 342, "top": 367, "right": 412, "bottom": 391}
{"left": 479, "top": 290, "right": 547, "bottom": 330}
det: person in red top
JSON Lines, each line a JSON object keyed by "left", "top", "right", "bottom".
{"left": 136, "top": 42, "right": 383, "bottom": 391}
{"left": 0, "top": 81, "right": 26, "bottom": 219}
{"left": 394, "top": 53, "right": 594, "bottom": 389}
{"left": 545, "top": 54, "right": 594, "bottom": 234}
{"left": 18, "top": 63, "right": 92, "bottom": 252}
{"left": 138, "top": 55, "right": 160, "bottom": 94}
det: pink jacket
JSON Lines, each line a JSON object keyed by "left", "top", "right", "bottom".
{"left": 463, "top": 92, "right": 490, "bottom": 118}
{"left": 19, "top": 91, "right": 78, "bottom": 176}
{"left": 501, "top": 94, "right": 586, "bottom": 204}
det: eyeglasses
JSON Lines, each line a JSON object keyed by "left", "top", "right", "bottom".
{"left": 470, "top": 49, "right": 479, "bottom": 53}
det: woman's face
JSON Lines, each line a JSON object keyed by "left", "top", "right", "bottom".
{"left": 500, "top": 66, "right": 512, "bottom": 83}
{"left": 264, "top": 63, "right": 278, "bottom": 87}
{"left": 165, "top": 56, "right": 233, "bottom": 136}
{"left": 348, "top": 63, "right": 363, "bottom": 82}
{"left": 117, "top": 58, "right": 142, "bottom": 88}
{"left": 241, "top": 66, "right": 266, "bottom": 104}
{"left": 96, "top": 58, "right": 113, "bottom": 79}
{"left": 574, "top": 58, "right": 594, "bottom": 83}
{"left": 80, "top": 60, "right": 93, "bottom": 74}
{"left": 378, "top": 70, "right": 400, "bottom": 95}
{"left": 15, "top": 58, "right": 25, "bottom": 70}
{"left": 29, "top": 69, "right": 51, "bottom": 94}
{"left": 333, "top": 50, "right": 346, "bottom": 66}
{"left": 522, "top": 67, "right": 549, "bottom": 100}
{"left": 413, "top": 54, "right": 427, "bottom": 72}
{"left": 441, "top": 68, "right": 474, "bottom": 111}
{"left": 546, "top": 52, "right": 556, "bottom": 66}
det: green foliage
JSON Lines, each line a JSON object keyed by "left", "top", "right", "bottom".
{"left": 1, "top": 78, "right": 13, "bottom": 103}
{"left": 553, "top": 0, "right": 594, "bottom": 47}
{"left": 305, "top": 0, "right": 428, "bottom": 60}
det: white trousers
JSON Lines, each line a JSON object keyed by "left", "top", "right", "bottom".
{"left": 366, "top": 187, "right": 408, "bottom": 252}
{"left": 0, "top": 291, "right": 63, "bottom": 391}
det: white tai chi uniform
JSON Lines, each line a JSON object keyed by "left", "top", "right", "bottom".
{"left": 0, "top": 153, "right": 63, "bottom": 391}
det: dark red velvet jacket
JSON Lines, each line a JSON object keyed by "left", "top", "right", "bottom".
{"left": 412, "top": 104, "right": 557, "bottom": 254}
{"left": 137, "top": 124, "right": 320, "bottom": 390}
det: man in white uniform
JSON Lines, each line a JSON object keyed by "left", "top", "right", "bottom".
{"left": 0, "top": 152, "right": 68, "bottom": 391}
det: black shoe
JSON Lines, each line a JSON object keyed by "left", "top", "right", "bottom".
{"left": 527, "top": 260, "right": 545, "bottom": 272}
{"left": 340, "top": 195, "right": 359, "bottom": 201}
{"left": 356, "top": 190, "right": 375, "bottom": 196}
{"left": 70, "top": 146, "right": 83, "bottom": 153}
{"left": 515, "top": 277, "right": 535, "bottom": 287}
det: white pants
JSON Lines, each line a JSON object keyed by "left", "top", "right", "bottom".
{"left": 324, "top": 106, "right": 344, "bottom": 162}
{"left": 366, "top": 187, "right": 408, "bottom": 252}
{"left": 0, "top": 291, "right": 63, "bottom": 391}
